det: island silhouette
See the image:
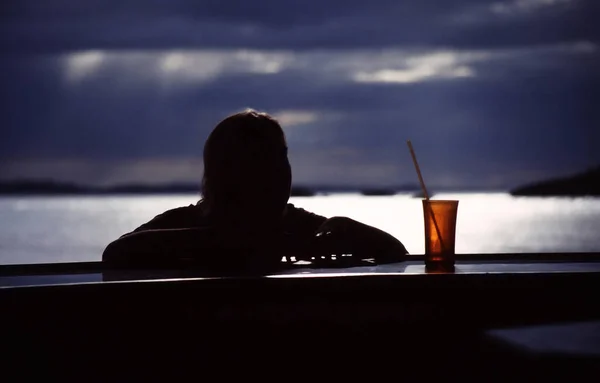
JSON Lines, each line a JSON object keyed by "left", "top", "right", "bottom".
{"left": 0, "top": 179, "right": 421, "bottom": 196}
{"left": 0, "top": 179, "right": 318, "bottom": 196}
{"left": 5, "top": 173, "right": 596, "bottom": 198}
{"left": 511, "top": 166, "right": 600, "bottom": 197}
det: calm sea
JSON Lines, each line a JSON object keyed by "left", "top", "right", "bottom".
{"left": 1, "top": 193, "right": 599, "bottom": 265}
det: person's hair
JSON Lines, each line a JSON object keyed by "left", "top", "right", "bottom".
{"left": 201, "top": 109, "right": 288, "bottom": 212}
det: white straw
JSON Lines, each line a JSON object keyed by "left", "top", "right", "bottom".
{"left": 407, "top": 140, "right": 430, "bottom": 200}
{"left": 406, "top": 140, "right": 445, "bottom": 252}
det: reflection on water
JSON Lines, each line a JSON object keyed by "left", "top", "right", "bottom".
{"left": 0, "top": 193, "right": 599, "bottom": 264}
{"left": 0, "top": 273, "right": 102, "bottom": 287}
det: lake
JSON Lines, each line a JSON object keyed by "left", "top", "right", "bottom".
{"left": 1, "top": 192, "right": 599, "bottom": 265}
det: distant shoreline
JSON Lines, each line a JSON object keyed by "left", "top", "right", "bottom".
{"left": 510, "top": 166, "right": 600, "bottom": 197}
{"left": 0, "top": 180, "right": 201, "bottom": 196}
{"left": 0, "top": 180, "right": 401, "bottom": 197}
{"left": 0, "top": 179, "right": 506, "bottom": 196}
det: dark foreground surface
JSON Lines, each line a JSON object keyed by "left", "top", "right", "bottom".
{"left": 2, "top": 253, "right": 600, "bottom": 381}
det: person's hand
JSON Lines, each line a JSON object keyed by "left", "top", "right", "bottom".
{"left": 313, "top": 217, "right": 356, "bottom": 258}
{"left": 315, "top": 216, "right": 354, "bottom": 237}
{"left": 315, "top": 216, "right": 409, "bottom": 262}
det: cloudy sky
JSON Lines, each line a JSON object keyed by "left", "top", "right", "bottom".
{"left": 1, "top": 0, "right": 598, "bottom": 189}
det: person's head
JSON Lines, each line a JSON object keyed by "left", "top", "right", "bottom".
{"left": 201, "top": 109, "right": 291, "bottom": 221}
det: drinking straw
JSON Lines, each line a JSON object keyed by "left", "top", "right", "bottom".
{"left": 407, "top": 140, "right": 445, "bottom": 252}
{"left": 407, "top": 140, "right": 431, "bottom": 200}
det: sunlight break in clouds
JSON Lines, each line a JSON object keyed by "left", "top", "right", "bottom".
{"left": 233, "top": 50, "right": 291, "bottom": 74}
{"left": 62, "top": 49, "right": 483, "bottom": 88}
{"left": 490, "top": 0, "right": 576, "bottom": 14}
{"left": 158, "top": 51, "right": 225, "bottom": 82}
{"left": 353, "top": 52, "right": 477, "bottom": 84}
{"left": 63, "top": 50, "right": 293, "bottom": 86}
{"left": 60, "top": 43, "right": 594, "bottom": 88}
{"left": 64, "top": 50, "right": 105, "bottom": 83}
{"left": 157, "top": 50, "right": 292, "bottom": 79}
{"left": 273, "top": 110, "right": 319, "bottom": 127}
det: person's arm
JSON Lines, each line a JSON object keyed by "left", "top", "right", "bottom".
{"left": 119, "top": 205, "right": 199, "bottom": 238}
{"left": 103, "top": 228, "right": 217, "bottom": 266}
{"left": 314, "top": 216, "right": 408, "bottom": 259}
{"left": 103, "top": 227, "right": 287, "bottom": 268}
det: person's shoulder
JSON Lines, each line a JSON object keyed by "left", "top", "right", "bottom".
{"left": 127, "top": 203, "right": 204, "bottom": 234}
{"left": 285, "top": 203, "right": 322, "bottom": 216}
{"left": 147, "top": 203, "right": 200, "bottom": 221}
{"left": 156, "top": 204, "right": 199, "bottom": 217}
{"left": 283, "top": 203, "right": 327, "bottom": 233}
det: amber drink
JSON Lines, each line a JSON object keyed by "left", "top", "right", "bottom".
{"left": 422, "top": 200, "right": 459, "bottom": 272}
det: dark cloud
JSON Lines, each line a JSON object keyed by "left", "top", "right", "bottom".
{"left": 1, "top": 0, "right": 598, "bottom": 52}
{"left": 1, "top": 0, "right": 598, "bottom": 188}
{"left": 1, "top": 44, "right": 598, "bottom": 188}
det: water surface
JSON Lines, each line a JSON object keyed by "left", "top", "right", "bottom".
{"left": 1, "top": 193, "right": 598, "bottom": 264}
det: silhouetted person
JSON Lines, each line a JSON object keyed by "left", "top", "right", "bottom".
{"left": 103, "top": 109, "right": 407, "bottom": 269}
